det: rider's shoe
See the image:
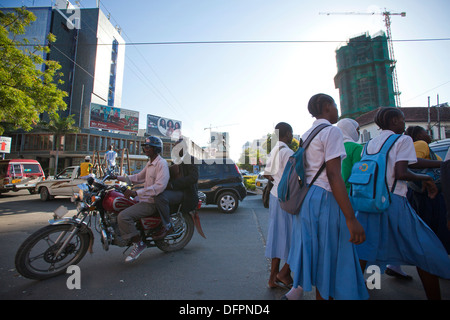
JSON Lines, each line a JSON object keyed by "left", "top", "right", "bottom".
{"left": 152, "top": 224, "right": 173, "bottom": 240}
{"left": 125, "top": 241, "right": 146, "bottom": 263}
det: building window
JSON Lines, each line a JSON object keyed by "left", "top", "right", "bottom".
{"left": 89, "top": 135, "right": 99, "bottom": 152}
{"left": 108, "top": 39, "right": 119, "bottom": 106}
{"left": 76, "top": 134, "right": 88, "bottom": 151}
{"left": 65, "top": 134, "right": 76, "bottom": 151}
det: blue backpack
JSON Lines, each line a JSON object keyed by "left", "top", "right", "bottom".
{"left": 347, "top": 134, "right": 401, "bottom": 213}
{"left": 277, "top": 123, "right": 330, "bottom": 215}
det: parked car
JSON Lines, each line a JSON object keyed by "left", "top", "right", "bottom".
{"left": 255, "top": 171, "right": 268, "bottom": 192}
{"left": 197, "top": 158, "right": 247, "bottom": 213}
{"left": 429, "top": 138, "right": 450, "bottom": 160}
{"left": 0, "top": 159, "right": 45, "bottom": 194}
{"left": 35, "top": 166, "right": 84, "bottom": 201}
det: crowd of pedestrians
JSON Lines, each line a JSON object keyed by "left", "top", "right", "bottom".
{"left": 264, "top": 93, "right": 450, "bottom": 300}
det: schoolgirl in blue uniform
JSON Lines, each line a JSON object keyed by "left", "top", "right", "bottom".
{"left": 356, "top": 107, "right": 450, "bottom": 300}
{"left": 287, "top": 94, "right": 368, "bottom": 300}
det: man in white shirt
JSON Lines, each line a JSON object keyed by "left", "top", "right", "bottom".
{"left": 104, "top": 145, "right": 117, "bottom": 172}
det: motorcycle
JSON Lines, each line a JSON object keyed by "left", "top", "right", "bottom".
{"left": 15, "top": 174, "right": 206, "bottom": 280}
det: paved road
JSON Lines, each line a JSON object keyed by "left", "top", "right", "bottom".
{"left": 0, "top": 189, "right": 449, "bottom": 301}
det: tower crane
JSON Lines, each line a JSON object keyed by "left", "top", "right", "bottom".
{"left": 203, "top": 123, "right": 238, "bottom": 143}
{"left": 319, "top": 10, "right": 406, "bottom": 107}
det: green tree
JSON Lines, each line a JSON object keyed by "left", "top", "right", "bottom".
{"left": 40, "top": 113, "right": 79, "bottom": 175}
{"left": 0, "top": 7, "right": 68, "bottom": 135}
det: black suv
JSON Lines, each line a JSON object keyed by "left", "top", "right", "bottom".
{"left": 197, "top": 158, "right": 247, "bottom": 213}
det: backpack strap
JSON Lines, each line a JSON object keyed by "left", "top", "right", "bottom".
{"left": 310, "top": 162, "right": 326, "bottom": 186}
{"left": 377, "top": 134, "right": 402, "bottom": 195}
{"left": 300, "top": 123, "right": 331, "bottom": 186}
{"left": 379, "top": 134, "right": 402, "bottom": 154}
{"left": 301, "top": 123, "right": 330, "bottom": 149}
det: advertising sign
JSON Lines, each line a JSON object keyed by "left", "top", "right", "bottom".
{"left": 90, "top": 103, "right": 139, "bottom": 133}
{"left": 146, "top": 114, "right": 182, "bottom": 140}
{"left": 0, "top": 136, "right": 12, "bottom": 154}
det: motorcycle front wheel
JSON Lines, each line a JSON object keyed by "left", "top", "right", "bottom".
{"left": 155, "top": 212, "right": 194, "bottom": 252}
{"left": 15, "top": 224, "right": 90, "bottom": 280}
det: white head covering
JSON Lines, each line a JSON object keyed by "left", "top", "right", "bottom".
{"left": 337, "top": 118, "right": 360, "bottom": 143}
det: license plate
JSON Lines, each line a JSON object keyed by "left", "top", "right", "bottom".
{"left": 12, "top": 179, "right": 21, "bottom": 184}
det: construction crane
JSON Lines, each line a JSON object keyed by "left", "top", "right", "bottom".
{"left": 203, "top": 123, "right": 238, "bottom": 144}
{"left": 319, "top": 10, "right": 406, "bottom": 107}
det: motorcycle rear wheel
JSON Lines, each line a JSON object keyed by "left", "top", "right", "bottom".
{"left": 15, "top": 224, "right": 90, "bottom": 280}
{"left": 155, "top": 212, "right": 194, "bottom": 252}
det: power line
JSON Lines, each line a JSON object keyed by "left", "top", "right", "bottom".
{"left": 405, "top": 80, "right": 450, "bottom": 103}
{"left": 6, "top": 37, "right": 450, "bottom": 47}
{"left": 118, "top": 38, "right": 450, "bottom": 46}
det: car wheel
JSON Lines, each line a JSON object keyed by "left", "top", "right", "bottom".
{"left": 217, "top": 191, "right": 239, "bottom": 213}
{"left": 40, "top": 187, "right": 51, "bottom": 201}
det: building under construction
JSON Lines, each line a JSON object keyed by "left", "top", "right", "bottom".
{"left": 334, "top": 31, "right": 397, "bottom": 119}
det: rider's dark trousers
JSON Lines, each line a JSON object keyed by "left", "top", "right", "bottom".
{"left": 118, "top": 202, "right": 157, "bottom": 241}
{"left": 155, "top": 190, "right": 184, "bottom": 227}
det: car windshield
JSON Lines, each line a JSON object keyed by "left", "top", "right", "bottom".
{"left": 23, "top": 164, "right": 41, "bottom": 174}
{"left": 434, "top": 149, "right": 448, "bottom": 160}
{"left": 57, "top": 168, "right": 74, "bottom": 179}
{"left": 430, "top": 143, "right": 449, "bottom": 160}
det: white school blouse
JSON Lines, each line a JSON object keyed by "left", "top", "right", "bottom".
{"left": 265, "top": 141, "right": 294, "bottom": 198}
{"left": 302, "top": 119, "right": 346, "bottom": 193}
{"left": 365, "top": 130, "right": 417, "bottom": 197}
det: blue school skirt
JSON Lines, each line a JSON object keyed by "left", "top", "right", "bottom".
{"left": 265, "top": 193, "right": 293, "bottom": 260}
{"left": 287, "top": 185, "right": 369, "bottom": 300}
{"left": 356, "top": 194, "right": 450, "bottom": 279}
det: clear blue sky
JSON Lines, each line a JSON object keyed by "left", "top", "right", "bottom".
{"left": 3, "top": 0, "right": 450, "bottom": 161}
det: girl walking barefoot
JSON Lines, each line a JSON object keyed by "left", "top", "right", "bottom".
{"left": 264, "top": 122, "right": 295, "bottom": 289}
{"left": 287, "top": 94, "right": 368, "bottom": 300}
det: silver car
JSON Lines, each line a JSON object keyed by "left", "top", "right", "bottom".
{"left": 255, "top": 172, "right": 268, "bottom": 191}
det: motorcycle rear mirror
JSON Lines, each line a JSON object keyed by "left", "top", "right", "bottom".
{"left": 87, "top": 177, "right": 95, "bottom": 185}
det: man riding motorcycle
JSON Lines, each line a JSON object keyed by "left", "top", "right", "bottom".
{"left": 116, "top": 136, "right": 169, "bottom": 262}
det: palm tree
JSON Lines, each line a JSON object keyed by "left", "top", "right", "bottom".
{"left": 41, "top": 113, "right": 79, "bottom": 175}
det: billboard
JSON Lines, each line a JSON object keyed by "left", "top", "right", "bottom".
{"left": 0, "top": 136, "right": 12, "bottom": 154}
{"left": 90, "top": 103, "right": 139, "bottom": 133}
{"left": 146, "top": 114, "right": 182, "bottom": 140}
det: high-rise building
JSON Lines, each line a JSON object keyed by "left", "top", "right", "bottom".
{"left": 3, "top": 4, "right": 207, "bottom": 174}
{"left": 2, "top": 5, "right": 142, "bottom": 173}
{"left": 334, "top": 32, "right": 396, "bottom": 119}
